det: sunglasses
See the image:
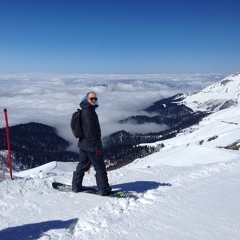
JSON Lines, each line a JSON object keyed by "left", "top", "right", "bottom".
{"left": 89, "top": 97, "right": 98, "bottom": 101}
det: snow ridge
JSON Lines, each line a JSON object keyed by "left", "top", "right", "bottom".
{"left": 183, "top": 70, "right": 240, "bottom": 111}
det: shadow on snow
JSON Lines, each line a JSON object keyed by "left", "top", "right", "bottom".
{"left": 112, "top": 181, "right": 172, "bottom": 193}
{"left": 0, "top": 218, "right": 78, "bottom": 240}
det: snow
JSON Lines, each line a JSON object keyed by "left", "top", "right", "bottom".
{"left": 1, "top": 104, "right": 240, "bottom": 240}
{"left": 183, "top": 72, "right": 240, "bottom": 111}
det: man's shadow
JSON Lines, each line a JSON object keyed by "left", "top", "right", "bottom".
{"left": 112, "top": 181, "right": 172, "bottom": 193}
{"left": 0, "top": 218, "right": 78, "bottom": 240}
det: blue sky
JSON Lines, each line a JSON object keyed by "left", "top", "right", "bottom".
{"left": 0, "top": 0, "right": 239, "bottom": 74}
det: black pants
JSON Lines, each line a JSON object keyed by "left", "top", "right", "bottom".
{"left": 72, "top": 149, "right": 110, "bottom": 191}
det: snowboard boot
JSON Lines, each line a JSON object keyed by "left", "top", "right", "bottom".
{"left": 72, "top": 185, "right": 83, "bottom": 193}
{"left": 98, "top": 187, "right": 112, "bottom": 196}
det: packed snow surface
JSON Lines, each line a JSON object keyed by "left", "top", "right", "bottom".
{"left": 1, "top": 107, "right": 240, "bottom": 240}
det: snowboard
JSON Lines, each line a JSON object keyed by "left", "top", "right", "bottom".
{"left": 52, "top": 182, "right": 136, "bottom": 199}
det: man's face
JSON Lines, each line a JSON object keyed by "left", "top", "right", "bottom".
{"left": 87, "top": 93, "right": 98, "bottom": 106}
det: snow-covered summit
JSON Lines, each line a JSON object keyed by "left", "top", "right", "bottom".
{"left": 183, "top": 70, "right": 240, "bottom": 112}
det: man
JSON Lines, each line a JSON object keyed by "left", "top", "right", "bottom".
{"left": 72, "top": 92, "right": 111, "bottom": 196}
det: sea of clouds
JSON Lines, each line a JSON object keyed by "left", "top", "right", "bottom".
{"left": 0, "top": 73, "right": 227, "bottom": 151}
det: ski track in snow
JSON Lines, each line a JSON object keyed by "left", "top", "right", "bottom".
{"left": 0, "top": 158, "right": 240, "bottom": 240}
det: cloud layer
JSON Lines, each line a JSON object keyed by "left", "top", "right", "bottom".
{"left": 0, "top": 73, "right": 227, "bottom": 151}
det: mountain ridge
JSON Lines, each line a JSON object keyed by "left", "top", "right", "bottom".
{"left": 1, "top": 71, "right": 239, "bottom": 171}
{"left": 183, "top": 70, "right": 240, "bottom": 111}
{"left": 103, "top": 71, "right": 240, "bottom": 167}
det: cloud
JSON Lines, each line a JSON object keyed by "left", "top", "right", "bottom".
{"left": 0, "top": 73, "right": 227, "bottom": 152}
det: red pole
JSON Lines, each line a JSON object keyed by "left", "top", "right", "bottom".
{"left": 4, "top": 109, "right": 13, "bottom": 179}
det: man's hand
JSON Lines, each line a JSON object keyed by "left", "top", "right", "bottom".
{"left": 96, "top": 150, "right": 102, "bottom": 156}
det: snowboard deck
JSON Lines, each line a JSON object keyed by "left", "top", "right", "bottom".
{"left": 52, "top": 182, "right": 136, "bottom": 199}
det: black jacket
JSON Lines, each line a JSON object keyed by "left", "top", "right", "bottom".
{"left": 78, "top": 99, "right": 102, "bottom": 152}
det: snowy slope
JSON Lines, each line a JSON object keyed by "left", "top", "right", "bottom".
{"left": 0, "top": 106, "right": 240, "bottom": 239}
{"left": 183, "top": 70, "right": 240, "bottom": 111}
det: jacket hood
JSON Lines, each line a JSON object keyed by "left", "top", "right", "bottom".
{"left": 80, "top": 99, "right": 99, "bottom": 110}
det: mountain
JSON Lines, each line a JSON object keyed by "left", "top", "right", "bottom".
{"left": 0, "top": 122, "right": 79, "bottom": 170}
{"left": 1, "top": 72, "right": 239, "bottom": 239}
{"left": 119, "top": 70, "right": 240, "bottom": 127}
{"left": 1, "top": 71, "right": 239, "bottom": 171}
{"left": 183, "top": 70, "right": 240, "bottom": 111}
{"left": 103, "top": 71, "right": 240, "bottom": 167}
{"left": 0, "top": 102, "right": 239, "bottom": 240}
{"left": 119, "top": 94, "right": 208, "bottom": 128}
